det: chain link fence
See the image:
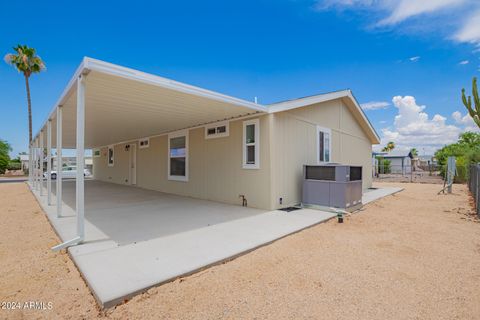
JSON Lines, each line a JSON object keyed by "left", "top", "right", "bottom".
{"left": 374, "top": 163, "right": 470, "bottom": 184}
{"left": 374, "top": 164, "right": 445, "bottom": 183}
{"left": 468, "top": 165, "right": 480, "bottom": 217}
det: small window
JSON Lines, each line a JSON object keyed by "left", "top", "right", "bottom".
{"left": 108, "top": 146, "right": 114, "bottom": 167}
{"left": 317, "top": 126, "right": 331, "bottom": 163}
{"left": 243, "top": 119, "right": 260, "bottom": 169}
{"left": 93, "top": 149, "right": 101, "bottom": 158}
{"left": 139, "top": 138, "right": 150, "bottom": 149}
{"left": 168, "top": 131, "right": 188, "bottom": 181}
{"left": 205, "top": 121, "right": 229, "bottom": 139}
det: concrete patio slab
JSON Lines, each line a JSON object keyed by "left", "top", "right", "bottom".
{"left": 362, "top": 186, "right": 404, "bottom": 205}
{"left": 29, "top": 180, "right": 400, "bottom": 308}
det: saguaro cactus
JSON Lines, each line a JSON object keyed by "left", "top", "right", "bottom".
{"left": 462, "top": 77, "right": 480, "bottom": 128}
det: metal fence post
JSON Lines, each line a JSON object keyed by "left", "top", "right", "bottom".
{"left": 477, "top": 165, "right": 480, "bottom": 217}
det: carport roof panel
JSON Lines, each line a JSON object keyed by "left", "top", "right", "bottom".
{"left": 34, "top": 57, "right": 267, "bottom": 148}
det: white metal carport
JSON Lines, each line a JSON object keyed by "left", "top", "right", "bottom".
{"left": 30, "top": 57, "right": 267, "bottom": 250}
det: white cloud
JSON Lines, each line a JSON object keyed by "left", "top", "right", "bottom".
{"left": 459, "top": 60, "right": 470, "bottom": 65}
{"left": 409, "top": 56, "right": 420, "bottom": 62}
{"left": 375, "top": 96, "right": 462, "bottom": 154}
{"left": 379, "top": 0, "right": 468, "bottom": 25}
{"left": 452, "top": 110, "right": 480, "bottom": 132}
{"left": 360, "top": 101, "right": 390, "bottom": 110}
{"left": 454, "top": 9, "right": 480, "bottom": 44}
{"left": 315, "top": 0, "right": 480, "bottom": 45}
{"left": 315, "top": 0, "right": 378, "bottom": 11}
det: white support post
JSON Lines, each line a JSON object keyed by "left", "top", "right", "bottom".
{"left": 39, "top": 130, "right": 44, "bottom": 196}
{"left": 76, "top": 75, "right": 86, "bottom": 241}
{"left": 28, "top": 145, "right": 32, "bottom": 186}
{"left": 31, "top": 141, "right": 35, "bottom": 189}
{"left": 36, "top": 136, "right": 40, "bottom": 191}
{"left": 56, "top": 106, "right": 63, "bottom": 218}
{"left": 51, "top": 75, "right": 87, "bottom": 252}
{"left": 56, "top": 106, "right": 63, "bottom": 217}
{"left": 47, "top": 120, "right": 52, "bottom": 205}
{"left": 33, "top": 139, "right": 38, "bottom": 190}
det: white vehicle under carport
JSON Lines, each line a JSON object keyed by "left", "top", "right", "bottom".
{"left": 43, "top": 166, "right": 91, "bottom": 180}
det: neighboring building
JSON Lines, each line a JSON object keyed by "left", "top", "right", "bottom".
{"left": 418, "top": 155, "right": 436, "bottom": 166}
{"left": 381, "top": 151, "right": 413, "bottom": 174}
{"left": 32, "top": 58, "right": 380, "bottom": 211}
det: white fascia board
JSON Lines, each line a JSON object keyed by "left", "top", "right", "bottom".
{"left": 84, "top": 57, "right": 267, "bottom": 113}
{"left": 268, "top": 90, "right": 381, "bottom": 144}
{"left": 346, "top": 91, "right": 381, "bottom": 144}
{"left": 267, "top": 90, "right": 350, "bottom": 113}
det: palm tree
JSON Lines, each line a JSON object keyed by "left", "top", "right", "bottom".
{"left": 381, "top": 141, "right": 395, "bottom": 152}
{"left": 4, "top": 45, "right": 46, "bottom": 143}
{"left": 410, "top": 148, "right": 418, "bottom": 157}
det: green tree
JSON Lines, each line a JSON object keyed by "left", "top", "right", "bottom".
{"left": 435, "top": 132, "right": 480, "bottom": 182}
{"left": 458, "top": 131, "right": 480, "bottom": 146}
{"left": 461, "top": 77, "right": 480, "bottom": 129}
{"left": 0, "top": 139, "right": 12, "bottom": 174}
{"left": 4, "top": 45, "right": 46, "bottom": 143}
{"left": 410, "top": 148, "right": 418, "bottom": 157}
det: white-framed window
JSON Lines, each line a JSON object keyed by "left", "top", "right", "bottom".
{"left": 108, "top": 145, "right": 114, "bottom": 167}
{"left": 317, "top": 126, "right": 331, "bottom": 163}
{"left": 205, "top": 121, "right": 229, "bottom": 139}
{"left": 139, "top": 137, "right": 150, "bottom": 149}
{"left": 242, "top": 119, "right": 260, "bottom": 169}
{"left": 93, "top": 149, "right": 101, "bottom": 158}
{"left": 168, "top": 130, "right": 188, "bottom": 181}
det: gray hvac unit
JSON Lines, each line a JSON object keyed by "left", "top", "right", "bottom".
{"left": 302, "top": 164, "right": 363, "bottom": 211}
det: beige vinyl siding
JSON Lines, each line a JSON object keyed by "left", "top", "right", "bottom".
{"left": 270, "top": 98, "right": 373, "bottom": 209}
{"left": 93, "top": 115, "right": 272, "bottom": 209}
{"left": 92, "top": 98, "right": 374, "bottom": 211}
{"left": 93, "top": 144, "right": 132, "bottom": 185}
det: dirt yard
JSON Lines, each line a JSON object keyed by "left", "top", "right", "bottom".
{"left": 1, "top": 182, "right": 479, "bottom": 320}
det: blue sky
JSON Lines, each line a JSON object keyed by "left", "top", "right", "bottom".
{"left": 1, "top": 0, "right": 479, "bottom": 156}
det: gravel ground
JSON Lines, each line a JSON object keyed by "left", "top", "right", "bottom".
{"left": 1, "top": 182, "right": 479, "bottom": 320}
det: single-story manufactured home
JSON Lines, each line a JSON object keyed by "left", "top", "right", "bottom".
{"left": 29, "top": 57, "right": 380, "bottom": 249}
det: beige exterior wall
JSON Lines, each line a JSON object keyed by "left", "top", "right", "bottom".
{"left": 93, "top": 115, "right": 272, "bottom": 209}
{"left": 270, "top": 98, "right": 373, "bottom": 209}
{"left": 93, "top": 98, "right": 374, "bottom": 210}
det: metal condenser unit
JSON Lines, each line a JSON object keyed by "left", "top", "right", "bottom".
{"left": 302, "top": 164, "right": 363, "bottom": 211}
